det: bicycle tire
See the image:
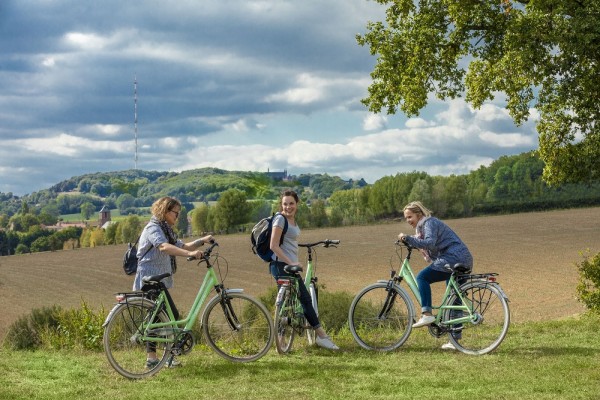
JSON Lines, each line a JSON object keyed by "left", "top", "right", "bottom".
{"left": 274, "top": 285, "right": 296, "bottom": 354}
{"left": 348, "top": 282, "right": 415, "bottom": 351}
{"left": 443, "top": 282, "right": 510, "bottom": 355}
{"left": 202, "top": 292, "right": 274, "bottom": 363}
{"left": 103, "top": 297, "right": 173, "bottom": 379}
{"left": 306, "top": 283, "right": 318, "bottom": 345}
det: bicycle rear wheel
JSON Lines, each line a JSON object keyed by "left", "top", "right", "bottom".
{"left": 274, "top": 286, "right": 296, "bottom": 354}
{"left": 444, "top": 282, "right": 510, "bottom": 355}
{"left": 348, "top": 283, "right": 414, "bottom": 351}
{"left": 103, "top": 298, "right": 172, "bottom": 379}
{"left": 202, "top": 292, "right": 274, "bottom": 362}
{"left": 306, "top": 283, "right": 318, "bottom": 345}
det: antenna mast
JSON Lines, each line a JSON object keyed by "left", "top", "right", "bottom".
{"left": 134, "top": 75, "right": 138, "bottom": 169}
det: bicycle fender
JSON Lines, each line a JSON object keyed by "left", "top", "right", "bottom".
{"left": 224, "top": 289, "right": 244, "bottom": 294}
{"left": 102, "top": 303, "right": 123, "bottom": 327}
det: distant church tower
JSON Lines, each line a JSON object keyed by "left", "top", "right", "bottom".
{"left": 99, "top": 205, "right": 111, "bottom": 227}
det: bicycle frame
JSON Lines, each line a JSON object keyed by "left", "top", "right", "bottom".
{"left": 393, "top": 244, "right": 475, "bottom": 327}
{"left": 129, "top": 245, "right": 243, "bottom": 345}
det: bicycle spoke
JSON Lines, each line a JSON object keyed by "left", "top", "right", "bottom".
{"left": 446, "top": 283, "right": 510, "bottom": 355}
{"left": 103, "top": 299, "right": 172, "bottom": 379}
{"left": 349, "top": 284, "right": 413, "bottom": 351}
{"left": 203, "top": 293, "right": 273, "bottom": 362}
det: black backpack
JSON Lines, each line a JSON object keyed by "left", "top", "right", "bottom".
{"left": 122, "top": 236, "right": 153, "bottom": 275}
{"left": 250, "top": 212, "right": 288, "bottom": 262}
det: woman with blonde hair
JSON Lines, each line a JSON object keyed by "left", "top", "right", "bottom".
{"left": 398, "top": 201, "right": 472, "bottom": 350}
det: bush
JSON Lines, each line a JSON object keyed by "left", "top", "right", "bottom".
{"left": 3, "top": 302, "right": 107, "bottom": 351}
{"left": 576, "top": 250, "right": 600, "bottom": 313}
{"left": 4, "top": 305, "right": 62, "bottom": 350}
{"left": 317, "top": 290, "right": 354, "bottom": 333}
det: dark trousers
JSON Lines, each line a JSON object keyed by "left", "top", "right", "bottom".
{"left": 270, "top": 261, "right": 321, "bottom": 329}
{"left": 147, "top": 288, "right": 179, "bottom": 354}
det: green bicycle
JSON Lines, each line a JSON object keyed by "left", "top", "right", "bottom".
{"left": 348, "top": 240, "right": 510, "bottom": 355}
{"left": 103, "top": 241, "right": 274, "bottom": 379}
{"left": 274, "top": 239, "right": 340, "bottom": 354}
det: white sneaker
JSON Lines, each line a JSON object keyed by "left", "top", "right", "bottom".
{"left": 315, "top": 335, "right": 339, "bottom": 350}
{"left": 412, "top": 315, "right": 436, "bottom": 328}
{"left": 441, "top": 342, "right": 457, "bottom": 350}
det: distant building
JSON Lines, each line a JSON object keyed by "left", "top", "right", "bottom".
{"left": 265, "top": 169, "right": 290, "bottom": 181}
{"left": 99, "top": 205, "right": 111, "bottom": 227}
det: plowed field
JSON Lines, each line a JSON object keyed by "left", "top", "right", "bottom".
{"left": 1, "top": 207, "right": 599, "bottom": 339}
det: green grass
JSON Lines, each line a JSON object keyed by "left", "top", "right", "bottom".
{"left": 1, "top": 315, "right": 599, "bottom": 400}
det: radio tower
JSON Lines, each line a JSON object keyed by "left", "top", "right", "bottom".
{"left": 134, "top": 75, "right": 138, "bottom": 169}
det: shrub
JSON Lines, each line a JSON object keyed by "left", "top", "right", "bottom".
{"left": 317, "top": 290, "right": 354, "bottom": 333}
{"left": 576, "top": 250, "right": 600, "bottom": 313}
{"left": 42, "top": 301, "right": 106, "bottom": 351}
{"left": 4, "top": 305, "right": 62, "bottom": 350}
{"left": 4, "top": 302, "right": 107, "bottom": 351}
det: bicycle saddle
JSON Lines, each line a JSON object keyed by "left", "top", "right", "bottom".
{"left": 142, "top": 272, "right": 172, "bottom": 284}
{"left": 283, "top": 265, "right": 303, "bottom": 274}
{"left": 445, "top": 263, "right": 471, "bottom": 274}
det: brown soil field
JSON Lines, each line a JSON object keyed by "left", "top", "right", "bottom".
{"left": 1, "top": 207, "right": 599, "bottom": 339}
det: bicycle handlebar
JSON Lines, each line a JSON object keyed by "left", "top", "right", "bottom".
{"left": 395, "top": 239, "right": 414, "bottom": 250}
{"left": 298, "top": 239, "right": 340, "bottom": 248}
{"left": 187, "top": 239, "right": 218, "bottom": 261}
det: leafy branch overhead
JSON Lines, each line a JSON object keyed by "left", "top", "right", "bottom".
{"left": 359, "top": 0, "right": 600, "bottom": 185}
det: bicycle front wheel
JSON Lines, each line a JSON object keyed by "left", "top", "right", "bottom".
{"left": 202, "top": 292, "right": 274, "bottom": 363}
{"left": 306, "top": 283, "right": 318, "bottom": 345}
{"left": 103, "top": 298, "right": 173, "bottom": 379}
{"left": 348, "top": 283, "right": 414, "bottom": 351}
{"left": 274, "top": 286, "right": 296, "bottom": 354}
{"left": 444, "top": 282, "right": 510, "bottom": 355}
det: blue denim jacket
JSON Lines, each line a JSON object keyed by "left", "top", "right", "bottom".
{"left": 404, "top": 217, "right": 473, "bottom": 272}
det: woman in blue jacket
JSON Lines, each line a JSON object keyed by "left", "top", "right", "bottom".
{"left": 398, "top": 201, "right": 473, "bottom": 350}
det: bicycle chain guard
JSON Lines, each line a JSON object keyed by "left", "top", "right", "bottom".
{"left": 427, "top": 323, "right": 446, "bottom": 338}
{"left": 171, "top": 331, "right": 195, "bottom": 356}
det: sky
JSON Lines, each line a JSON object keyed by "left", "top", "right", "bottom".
{"left": 0, "top": 0, "right": 540, "bottom": 197}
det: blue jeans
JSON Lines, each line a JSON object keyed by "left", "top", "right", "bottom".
{"left": 270, "top": 261, "right": 321, "bottom": 329}
{"left": 417, "top": 265, "right": 463, "bottom": 339}
{"left": 416, "top": 266, "right": 452, "bottom": 314}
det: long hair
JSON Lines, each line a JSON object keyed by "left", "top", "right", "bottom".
{"left": 403, "top": 201, "right": 432, "bottom": 217}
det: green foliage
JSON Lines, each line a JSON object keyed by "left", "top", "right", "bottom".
{"left": 42, "top": 302, "right": 106, "bottom": 351}
{"left": 4, "top": 305, "right": 62, "bottom": 350}
{"left": 80, "top": 201, "right": 95, "bottom": 220}
{"left": 576, "top": 250, "right": 600, "bottom": 313}
{"left": 4, "top": 302, "right": 106, "bottom": 351}
{"left": 317, "top": 290, "right": 355, "bottom": 333}
{"left": 359, "top": 0, "right": 600, "bottom": 185}
{"left": 212, "top": 189, "right": 251, "bottom": 232}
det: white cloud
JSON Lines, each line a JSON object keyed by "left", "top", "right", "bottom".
{"left": 479, "top": 131, "right": 536, "bottom": 147}
{"left": 362, "top": 113, "right": 387, "bottom": 131}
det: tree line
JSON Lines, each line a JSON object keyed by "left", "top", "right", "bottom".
{"left": 1, "top": 151, "right": 600, "bottom": 255}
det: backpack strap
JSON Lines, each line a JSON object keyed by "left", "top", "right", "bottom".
{"left": 277, "top": 212, "right": 289, "bottom": 245}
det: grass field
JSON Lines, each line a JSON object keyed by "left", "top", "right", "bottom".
{"left": 1, "top": 315, "right": 599, "bottom": 399}
{"left": 1, "top": 207, "right": 600, "bottom": 399}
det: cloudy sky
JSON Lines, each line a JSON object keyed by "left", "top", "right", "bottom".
{"left": 0, "top": 0, "right": 539, "bottom": 196}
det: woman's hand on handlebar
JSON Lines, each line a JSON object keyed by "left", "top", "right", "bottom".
{"left": 398, "top": 233, "right": 409, "bottom": 243}
{"left": 187, "top": 249, "right": 205, "bottom": 260}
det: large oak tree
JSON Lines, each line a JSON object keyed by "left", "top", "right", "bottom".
{"left": 358, "top": 0, "right": 599, "bottom": 185}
